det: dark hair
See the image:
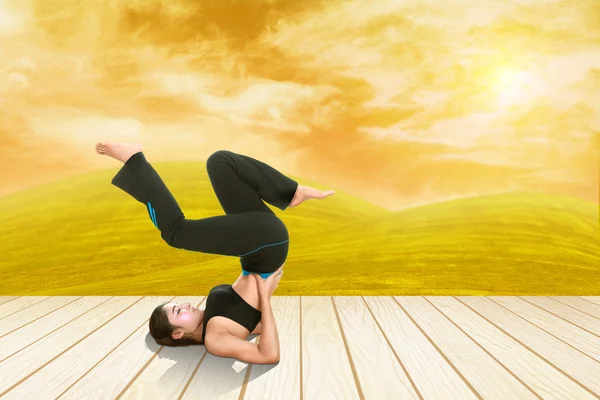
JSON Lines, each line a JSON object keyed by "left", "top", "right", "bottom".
{"left": 148, "top": 302, "right": 201, "bottom": 347}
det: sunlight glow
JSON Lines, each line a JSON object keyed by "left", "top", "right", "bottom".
{"left": 0, "top": 0, "right": 22, "bottom": 33}
{"left": 492, "top": 68, "right": 535, "bottom": 107}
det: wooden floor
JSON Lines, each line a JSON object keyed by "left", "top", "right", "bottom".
{"left": 0, "top": 296, "right": 599, "bottom": 400}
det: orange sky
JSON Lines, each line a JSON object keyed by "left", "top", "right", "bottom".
{"left": 1, "top": 0, "right": 598, "bottom": 211}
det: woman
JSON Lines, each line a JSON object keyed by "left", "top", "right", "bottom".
{"left": 95, "top": 142, "right": 335, "bottom": 364}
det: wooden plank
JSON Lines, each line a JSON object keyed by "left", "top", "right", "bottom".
{"left": 0, "top": 297, "right": 50, "bottom": 319}
{"left": 364, "top": 297, "right": 477, "bottom": 400}
{"left": 179, "top": 342, "right": 250, "bottom": 400}
{"left": 523, "top": 297, "right": 600, "bottom": 335}
{"left": 333, "top": 296, "right": 420, "bottom": 399}
{"left": 0, "top": 296, "right": 160, "bottom": 399}
{"left": 494, "top": 297, "right": 600, "bottom": 361}
{"left": 118, "top": 296, "right": 207, "bottom": 400}
{"left": 0, "top": 296, "right": 81, "bottom": 337}
{"left": 0, "top": 297, "right": 111, "bottom": 361}
{"left": 427, "top": 297, "right": 596, "bottom": 400}
{"left": 582, "top": 297, "right": 600, "bottom": 307}
{"left": 458, "top": 297, "right": 600, "bottom": 395}
{"left": 0, "top": 297, "right": 19, "bottom": 306}
{"left": 243, "top": 296, "right": 301, "bottom": 400}
{"left": 552, "top": 297, "right": 600, "bottom": 319}
{"left": 60, "top": 296, "right": 204, "bottom": 400}
{"left": 395, "top": 297, "right": 538, "bottom": 399}
{"left": 301, "top": 296, "right": 361, "bottom": 400}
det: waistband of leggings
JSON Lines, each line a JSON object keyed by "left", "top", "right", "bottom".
{"left": 241, "top": 269, "right": 274, "bottom": 279}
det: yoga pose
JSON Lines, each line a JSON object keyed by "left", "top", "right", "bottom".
{"left": 96, "top": 142, "right": 335, "bottom": 364}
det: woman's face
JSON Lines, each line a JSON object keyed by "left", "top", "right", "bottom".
{"left": 163, "top": 302, "right": 204, "bottom": 340}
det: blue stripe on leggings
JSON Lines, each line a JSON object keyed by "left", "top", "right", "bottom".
{"left": 236, "top": 239, "right": 289, "bottom": 257}
{"left": 242, "top": 270, "right": 274, "bottom": 278}
{"left": 146, "top": 203, "right": 152, "bottom": 224}
{"left": 151, "top": 207, "right": 158, "bottom": 228}
{"left": 147, "top": 202, "right": 158, "bottom": 229}
{"left": 146, "top": 202, "right": 154, "bottom": 226}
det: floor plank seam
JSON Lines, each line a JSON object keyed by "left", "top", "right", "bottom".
{"left": 117, "top": 345, "right": 164, "bottom": 399}
{"left": 0, "top": 297, "right": 115, "bottom": 364}
{"left": 55, "top": 296, "right": 172, "bottom": 399}
{"left": 548, "top": 297, "right": 600, "bottom": 323}
{"left": 331, "top": 296, "right": 365, "bottom": 400}
{"left": 579, "top": 297, "right": 600, "bottom": 307}
{"left": 487, "top": 297, "right": 600, "bottom": 363}
{"left": 518, "top": 297, "right": 600, "bottom": 340}
{"left": 299, "top": 296, "right": 303, "bottom": 400}
{"left": 238, "top": 346, "right": 254, "bottom": 400}
{"left": 424, "top": 297, "right": 542, "bottom": 399}
{"left": 0, "top": 297, "right": 21, "bottom": 306}
{"left": 0, "top": 296, "right": 146, "bottom": 398}
{"left": 3, "top": 296, "right": 599, "bottom": 399}
{"left": 1, "top": 297, "right": 83, "bottom": 339}
{"left": 392, "top": 297, "right": 485, "bottom": 400}
{"left": 115, "top": 295, "right": 195, "bottom": 399}
{"left": 455, "top": 297, "right": 599, "bottom": 399}
{"left": 178, "top": 349, "right": 208, "bottom": 400}
{"left": 361, "top": 296, "right": 424, "bottom": 400}
{"left": 0, "top": 297, "right": 50, "bottom": 321}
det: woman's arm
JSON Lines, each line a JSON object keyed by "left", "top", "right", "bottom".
{"left": 256, "top": 293, "right": 280, "bottom": 362}
{"left": 205, "top": 332, "right": 278, "bottom": 364}
{"left": 205, "top": 295, "right": 278, "bottom": 364}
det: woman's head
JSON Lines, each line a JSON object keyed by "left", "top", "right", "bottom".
{"left": 149, "top": 302, "right": 204, "bottom": 347}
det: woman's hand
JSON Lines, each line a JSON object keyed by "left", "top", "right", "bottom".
{"left": 253, "top": 266, "right": 283, "bottom": 297}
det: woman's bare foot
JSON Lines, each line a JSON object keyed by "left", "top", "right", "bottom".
{"left": 289, "top": 184, "right": 335, "bottom": 208}
{"left": 95, "top": 142, "right": 143, "bottom": 164}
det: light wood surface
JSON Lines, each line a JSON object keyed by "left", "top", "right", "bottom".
{"left": 66, "top": 296, "right": 204, "bottom": 400}
{"left": 522, "top": 297, "right": 600, "bottom": 337}
{"left": 333, "top": 296, "right": 420, "bottom": 399}
{"left": 583, "top": 297, "right": 600, "bottom": 307}
{"left": 493, "top": 297, "right": 600, "bottom": 361}
{"left": 119, "top": 297, "right": 207, "bottom": 400}
{"left": 396, "top": 296, "right": 538, "bottom": 399}
{"left": 301, "top": 296, "right": 361, "bottom": 400}
{"left": 364, "top": 296, "right": 478, "bottom": 400}
{"left": 0, "top": 297, "right": 19, "bottom": 306}
{"left": 0, "top": 296, "right": 598, "bottom": 400}
{"left": 552, "top": 297, "right": 600, "bottom": 319}
{"left": 1, "top": 296, "right": 172, "bottom": 399}
{"left": 428, "top": 296, "right": 596, "bottom": 400}
{"left": 0, "top": 297, "right": 111, "bottom": 360}
{"left": 458, "top": 296, "right": 600, "bottom": 396}
{"left": 0, "top": 296, "right": 51, "bottom": 318}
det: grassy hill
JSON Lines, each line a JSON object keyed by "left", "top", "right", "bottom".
{"left": 0, "top": 162, "right": 597, "bottom": 295}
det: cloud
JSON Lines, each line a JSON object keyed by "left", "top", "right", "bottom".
{"left": 0, "top": 0, "right": 598, "bottom": 210}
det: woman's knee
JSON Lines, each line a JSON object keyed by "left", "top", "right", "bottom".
{"left": 159, "top": 219, "right": 185, "bottom": 249}
{"left": 160, "top": 230, "right": 178, "bottom": 248}
{"left": 206, "top": 150, "right": 232, "bottom": 169}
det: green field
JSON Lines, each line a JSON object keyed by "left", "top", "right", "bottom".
{"left": 0, "top": 162, "right": 598, "bottom": 296}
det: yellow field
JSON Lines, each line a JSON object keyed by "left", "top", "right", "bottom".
{"left": 0, "top": 162, "right": 597, "bottom": 296}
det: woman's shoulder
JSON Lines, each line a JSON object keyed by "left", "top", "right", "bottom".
{"left": 206, "top": 284, "right": 232, "bottom": 299}
{"left": 203, "top": 317, "right": 233, "bottom": 343}
{"left": 209, "top": 283, "right": 232, "bottom": 293}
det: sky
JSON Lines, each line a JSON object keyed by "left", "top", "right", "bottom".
{"left": 0, "top": 0, "right": 598, "bottom": 211}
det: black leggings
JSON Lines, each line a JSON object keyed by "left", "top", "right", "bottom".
{"left": 110, "top": 150, "right": 298, "bottom": 276}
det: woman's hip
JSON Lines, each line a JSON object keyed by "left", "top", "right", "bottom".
{"left": 239, "top": 215, "right": 289, "bottom": 275}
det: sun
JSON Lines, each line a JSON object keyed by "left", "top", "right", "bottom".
{"left": 491, "top": 68, "right": 535, "bottom": 107}
{"left": 0, "top": 0, "right": 25, "bottom": 34}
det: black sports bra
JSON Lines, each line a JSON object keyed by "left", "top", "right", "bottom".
{"left": 201, "top": 284, "right": 261, "bottom": 344}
